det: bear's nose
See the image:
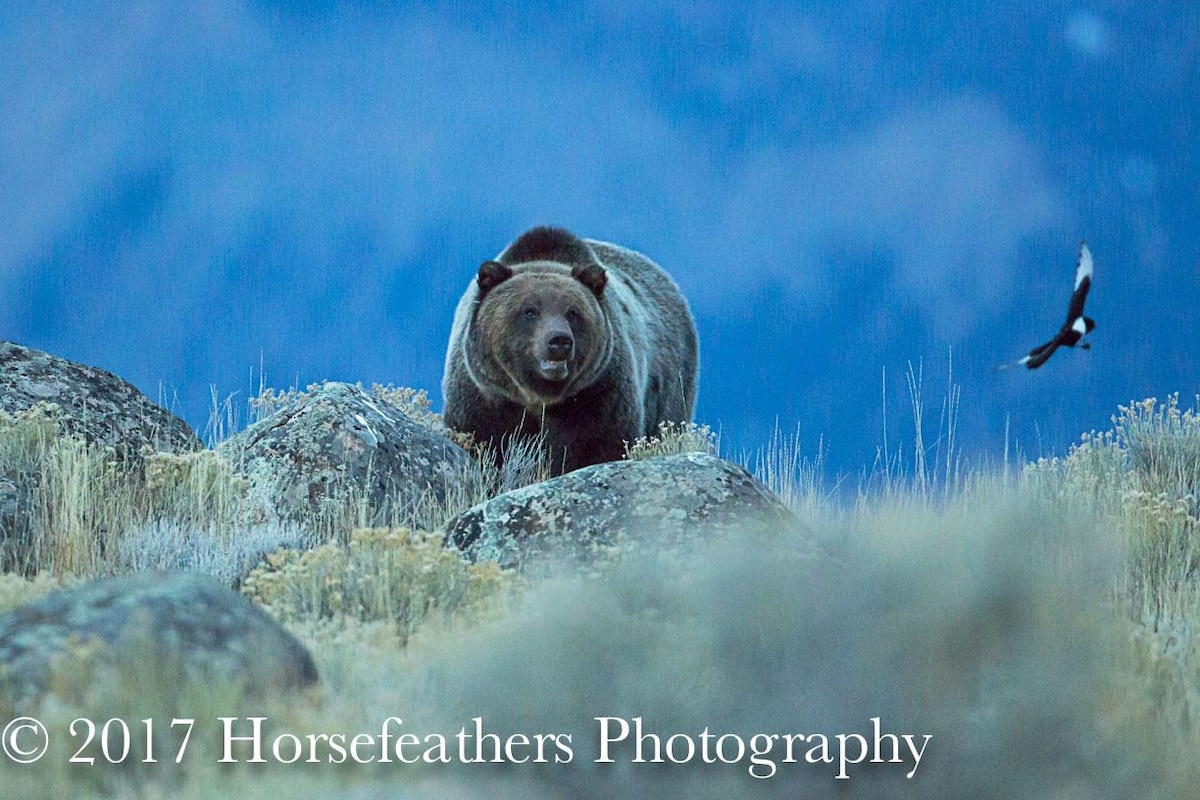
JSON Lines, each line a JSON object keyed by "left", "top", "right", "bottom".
{"left": 546, "top": 333, "right": 573, "bottom": 361}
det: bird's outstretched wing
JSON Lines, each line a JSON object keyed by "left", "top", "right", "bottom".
{"left": 1066, "top": 242, "right": 1093, "bottom": 322}
{"left": 995, "top": 241, "right": 1095, "bottom": 371}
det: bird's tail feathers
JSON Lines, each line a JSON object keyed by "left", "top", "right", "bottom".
{"left": 1021, "top": 340, "right": 1060, "bottom": 370}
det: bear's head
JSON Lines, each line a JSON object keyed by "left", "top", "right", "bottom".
{"left": 468, "top": 259, "right": 610, "bottom": 409}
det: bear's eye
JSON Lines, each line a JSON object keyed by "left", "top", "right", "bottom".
{"left": 522, "top": 306, "right": 538, "bottom": 319}
{"left": 565, "top": 308, "right": 581, "bottom": 325}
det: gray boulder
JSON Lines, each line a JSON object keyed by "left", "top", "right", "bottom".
{"left": 444, "top": 452, "right": 802, "bottom": 569}
{"left": 0, "top": 341, "right": 202, "bottom": 460}
{"left": 0, "top": 571, "right": 317, "bottom": 714}
{"left": 217, "top": 382, "right": 478, "bottom": 533}
{"left": 1, "top": 342, "right": 202, "bottom": 571}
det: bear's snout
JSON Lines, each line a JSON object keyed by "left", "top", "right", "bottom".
{"left": 537, "top": 323, "right": 574, "bottom": 382}
{"left": 545, "top": 332, "right": 573, "bottom": 361}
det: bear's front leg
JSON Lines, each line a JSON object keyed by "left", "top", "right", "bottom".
{"left": 541, "top": 386, "right": 641, "bottom": 474}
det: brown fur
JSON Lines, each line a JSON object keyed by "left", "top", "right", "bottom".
{"left": 443, "top": 227, "right": 698, "bottom": 475}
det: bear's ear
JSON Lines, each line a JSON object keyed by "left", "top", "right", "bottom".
{"left": 477, "top": 261, "right": 513, "bottom": 295}
{"left": 572, "top": 263, "right": 607, "bottom": 297}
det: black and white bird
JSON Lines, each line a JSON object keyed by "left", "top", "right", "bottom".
{"left": 997, "top": 241, "right": 1095, "bottom": 371}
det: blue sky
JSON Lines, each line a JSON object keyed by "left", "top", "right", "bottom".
{"left": 2, "top": 2, "right": 1196, "bottom": 479}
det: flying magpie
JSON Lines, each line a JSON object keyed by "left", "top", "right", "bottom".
{"left": 997, "top": 241, "right": 1095, "bottom": 371}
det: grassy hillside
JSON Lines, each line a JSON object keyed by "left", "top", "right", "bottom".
{"left": 1, "top": 390, "right": 1198, "bottom": 798}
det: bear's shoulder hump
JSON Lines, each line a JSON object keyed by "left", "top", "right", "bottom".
{"left": 502, "top": 227, "right": 597, "bottom": 268}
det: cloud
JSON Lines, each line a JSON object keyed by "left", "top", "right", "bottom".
{"left": 696, "top": 96, "right": 1066, "bottom": 338}
{"left": 0, "top": 1, "right": 1074, "bottom": 467}
{"left": 0, "top": 2, "right": 711, "bottom": 395}
{"left": 1066, "top": 11, "right": 1112, "bottom": 57}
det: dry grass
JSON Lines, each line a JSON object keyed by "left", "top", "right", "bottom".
{"left": 1024, "top": 394, "right": 1200, "bottom": 732}
{"left": 392, "top": 431, "right": 553, "bottom": 535}
{"left": 623, "top": 421, "right": 718, "bottom": 460}
{"left": 744, "top": 422, "right": 831, "bottom": 522}
{"left": 0, "top": 405, "right": 309, "bottom": 581}
{"left": 0, "top": 404, "right": 139, "bottom": 575}
{"left": 241, "top": 527, "right": 510, "bottom": 641}
{"left": 0, "top": 571, "right": 66, "bottom": 613}
{"left": 2, "top": 385, "right": 1200, "bottom": 798}
{"left": 0, "top": 384, "right": 552, "bottom": 582}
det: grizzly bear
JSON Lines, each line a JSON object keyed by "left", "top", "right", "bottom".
{"left": 442, "top": 226, "right": 698, "bottom": 475}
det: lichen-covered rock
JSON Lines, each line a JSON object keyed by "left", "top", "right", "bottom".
{"left": 1, "top": 343, "right": 203, "bottom": 572}
{"left": 0, "top": 571, "right": 317, "bottom": 714}
{"left": 0, "top": 341, "right": 202, "bottom": 460}
{"left": 216, "top": 382, "right": 477, "bottom": 532}
{"left": 444, "top": 452, "right": 803, "bottom": 569}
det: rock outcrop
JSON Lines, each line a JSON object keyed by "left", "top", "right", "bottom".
{"left": 0, "top": 341, "right": 202, "bottom": 460}
{"left": 444, "top": 452, "right": 803, "bottom": 570}
{"left": 217, "top": 382, "right": 478, "bottom": 532}
{"left": 0, "top": 571, "right": 317, "bottom": 714}
{"left": 0, "top": 342, "right": 202, "bottom": 571}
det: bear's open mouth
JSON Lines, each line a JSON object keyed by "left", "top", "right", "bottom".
{"left": 538, "top": 359, "right": 570, "bottom": 381}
